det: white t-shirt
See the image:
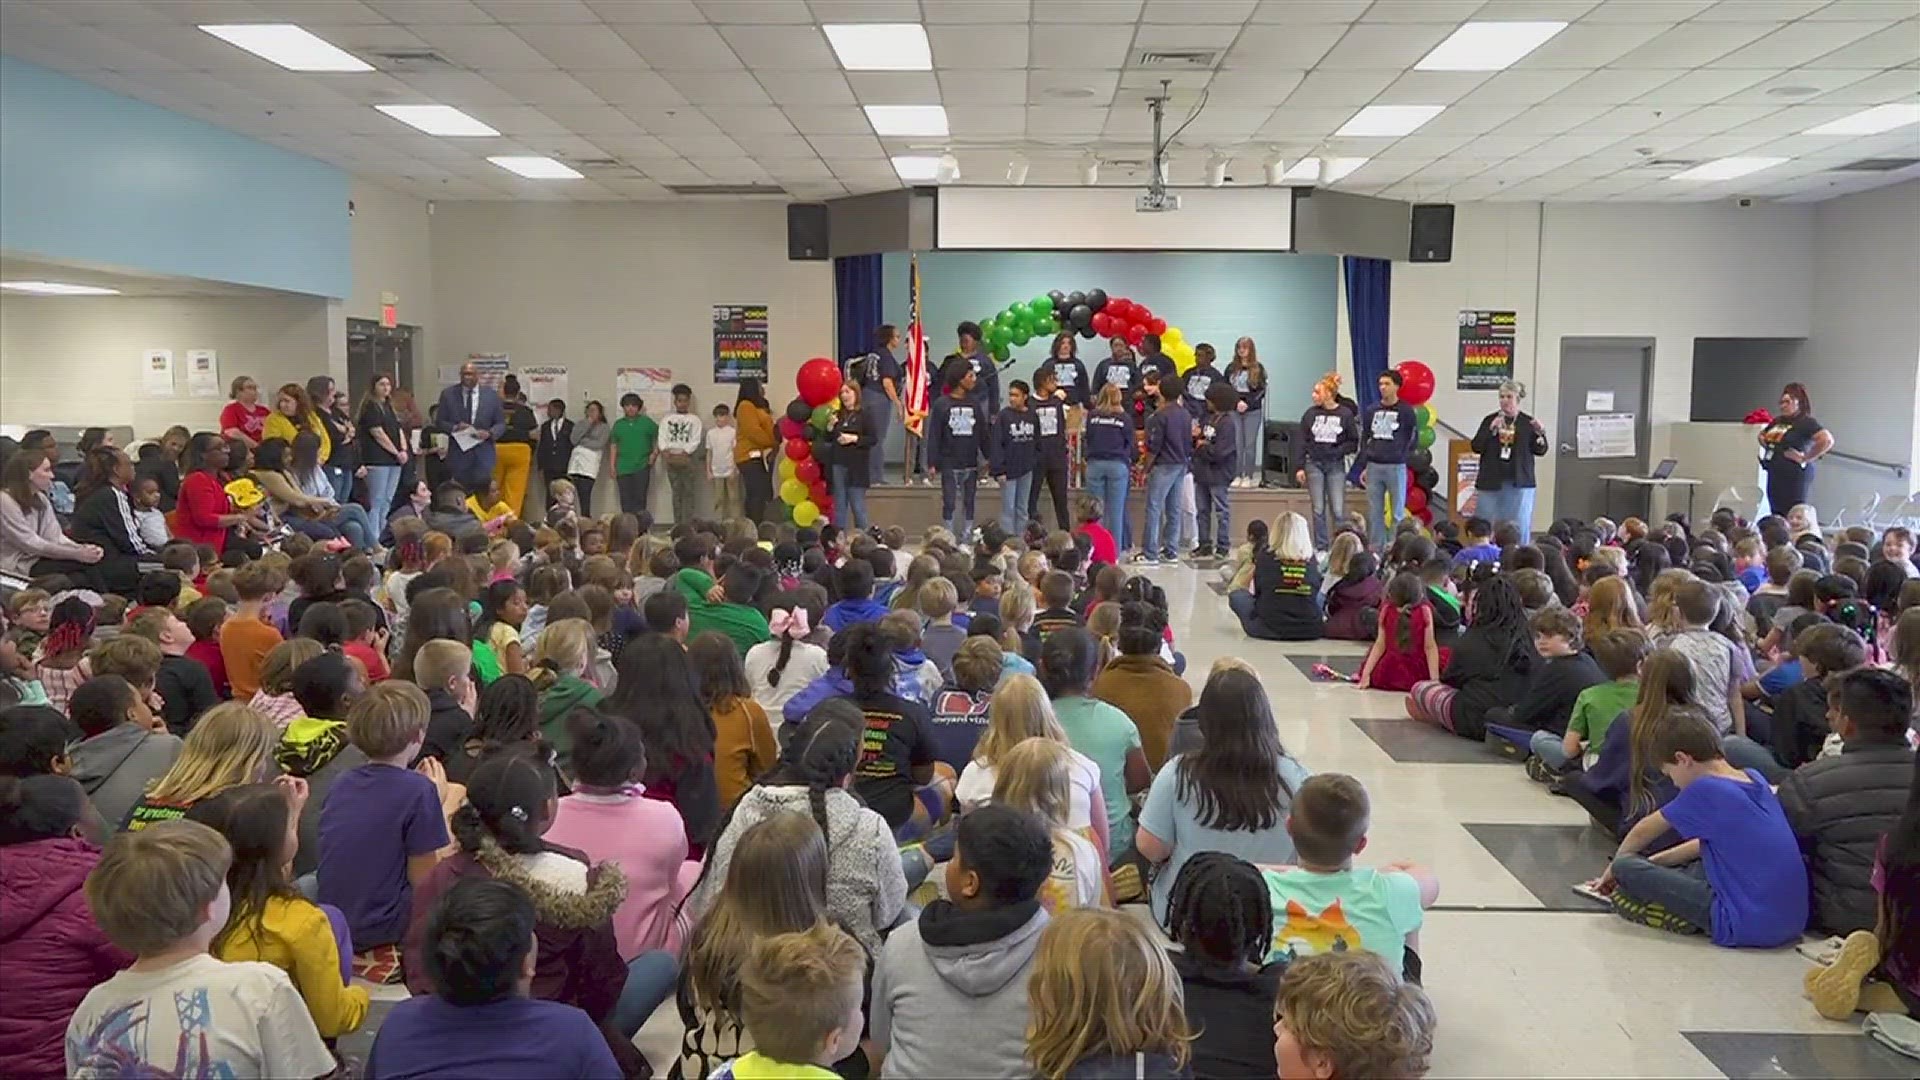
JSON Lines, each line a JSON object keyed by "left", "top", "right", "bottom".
{"left": 955, "top": 746, "right": 1103, "bottom": 831}
{"left": 660, "top": 411, "right": 704, "bottom": 455}
{"left": 706, "top": 425, "right": 738, "bottom": 477}
{"left": 744, "top": 638, "right": 830, "bottom": 716}
{"left": 66, "top": 953, "right": 334, "bottom": 1079}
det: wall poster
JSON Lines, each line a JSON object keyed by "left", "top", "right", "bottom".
{"left": 519, "top": 365, "right": 569, "bottom": 408}
{"left": 616, "top": 366, "right": 676, "bottom": 418}
{"left": 713, "top": 304, "right": 769, "bottom": 384}
{"left": 142, "top": 349, "right": 175, "bottom": 396}
{"left": 186, "top": 349, "right": 220, "bottom": 397}
{"left": 1457, "top": 310, "right": 1516, "bottom": 390}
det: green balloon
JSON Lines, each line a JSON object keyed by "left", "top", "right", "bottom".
{"left": 811, "top": 403, "right": 834, "bottom": 429}
{"left": 1415, "top": 403, "right": 1436, "bottom": 427}
{"left": 1417, "top": 426, "right": 1437, "bottom": 450}
{"left": 980, "top": 317, "right": 998, "bottom": 340}
{"left": 992, "top": 343, "right": 1010, "bottom": 362}
{"left": 990, "top": 325, "right": 1013, "bottom": 349}
{"left": 1028, "top": 296, "right": 1052, "bottom": 317}
{"left": 1011, "top": 327, "right": 1032, "bottom": 347}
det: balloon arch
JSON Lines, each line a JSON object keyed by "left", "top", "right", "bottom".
{"left": 975, "top": 288, "right": 1200, "bottom": 373}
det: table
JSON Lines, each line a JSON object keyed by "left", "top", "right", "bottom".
{"left": 1597, "top": 475, "right": 1703, "bottom": 524}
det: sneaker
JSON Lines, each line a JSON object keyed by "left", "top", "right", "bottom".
{"left": 1137, "top": 554, "right": 1158, "bottom": 566}
{"left": 1806, "top": 931, "right": 1882, "bottom": 1020}
{"left": 1161, "top": 551, "right": 1178, "bottom": 563}
{"left": 1128, "top": 551, "right": 1151, "bottom": 565}
{"left": 1524, "top": 755, "right": 1556, "bottom": 783}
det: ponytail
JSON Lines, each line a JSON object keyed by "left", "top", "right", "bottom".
{"left": 768, "top": 634, "right": 796, "bottom": 689}
{"left": 454, "top": 746, "right": 558, "bottom": 856}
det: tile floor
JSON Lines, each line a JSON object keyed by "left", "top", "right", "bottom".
{"left": 339, "top": 560, "right": 1899, "bottom": 1079}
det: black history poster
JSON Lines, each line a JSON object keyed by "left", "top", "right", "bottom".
{"left": 1457, "top": 309, "right": 1515, "bottom": 390}
{"left": 713, "top": 304, "right": 768, "bottom": 383}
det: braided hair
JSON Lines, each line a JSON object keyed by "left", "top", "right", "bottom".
{"left": 450, "top": 744, "right": 558, "bottom": 856}
{"left": 1468, "top": 575, "right": 1532, "bottom": 669}
{"left": 1164, "top": 852, "right": 1272, "bottom": 966}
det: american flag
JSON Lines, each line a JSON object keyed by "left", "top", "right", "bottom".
{"left": 902, "top": 254, "right": 929, "bottom": 435}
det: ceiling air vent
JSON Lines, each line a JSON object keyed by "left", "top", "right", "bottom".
{"left": 1131, "top": 48, "right": 1218, "bottom": 68}
{"left": 363, "top": 47, "right": 453, "bottom": 69}
{"left": 664, "top": 183, "right": 789, "bottom": 196}
{"left": 1832, "top": 157, "right": 1920, "bottom": 172}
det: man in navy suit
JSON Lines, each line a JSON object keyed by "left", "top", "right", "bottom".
{"left": 435, "top": 361, "right": 506, "bottom": 491}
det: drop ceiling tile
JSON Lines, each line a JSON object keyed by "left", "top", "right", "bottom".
{"left": 1027, "top": 69, "right": 1120, "bottom": 104}
{"left": 615, "top": 24, "right": 742, "bottom": 68}
{"left": 937, "top": 70, "right": 1030, "bottom": 104}
{"left": 1205, "top": 68, "right": 1305, "bottom": 105}
{"left": 787, "top": 106, "right": 876, "bottom": 134}
{"left": 590, "top": 0, "right": 704, "bottom": 20}
{"left": 511, "top": 25, "right": 650, "bottom": 69}
{"left": 247, "top": 0, "right": 388, "bottom": 20}
{"left": 947, "top": 105, "right": 1029, "bottom": 134}
{"left": 1631, "top": 68, "right": 1771, "bottom": 105}
{"left": 1373, "top": 70, "right": 1495, "bottom": 105}
{"left": 696, "top": 158, "right": 773, "bottom": 180}
{"left": 1692, "top": 0, "right": 1830, "bottom": 18}
{"left": 1248, "top": 0, "right": 1368, "bottom": 18}
{"left": 754, "top": 71, "right": 857, "bottom": 105}
{"left": 760, "top": 158, "right": 837, "bottom": 179}
{"left": 1501, "top": 102, "right": 1611, "bottom": 134}
{"left": 409, "top": 25, "right": 559, "bottom": 69}
{"left": 729, "top": 131, "right": 815, "bottom": 155}
{"left": 1711, "top": 21, "right": 1894, "bottom": 68}
{"left": 1025, "top": 106, "right": 1109, "bottom": 135}
{"left": 102, "top": 25, "right": 266, "bottom": 71}
{"left": 477, "top": 0, "right": 600, "bottom": 20}
{"left": 1546, "top": 68, "right": 1683, "bottom": 105}
{"left": 697, "top": 0, "right": 815, "bottom": 22}
{"left": 663, "top": 71, "right": 772, "bottom": 105}
{"left": 485, "top": 70, "right": 606, "bottom": 105}
{"left": 301, "top": 23, "right": 432, "bottom": 51}
{"left": 701, "top": 105, "right": 800, "bottom": 133}
{"left": 929, "top": 24, "right": 1029, "bottom": 69}
{"left": 1257, "top": 106, "right": 1358, "bottom": 137}
{"left": 1815, "top": 69, "right": 1920, "bottom": 104}
{"left": 1614, "top": 23, "right": 1781, "bottom": 67}
{"left": 394, "top": 70, "right": 523, "bottom": 105}
{"left": 661, "top": 132, "right": 746, "bottom": 156}
{"left": 1401, "top": 102, "right": 1525, "bottom": 134}
{"left": 808, "top": 133, "right": 886, "bottom": 158}
{"left": 1581, "top": 104, "right": 1684, "bottom": 134}
{"left": 1727, "top": 104, "right": 1864, "bottom": 137}
{"left": 923, "top": 0, "right": 1031, "bottom": 22}
{"left": 1721, "top": 69, "right": 1880, "bottom": 105}
{"left": 1473, "top": 0, "right": 1600, "bottom": 17}
{"left": 806, "top": 0, "right": 921, "bottom": 21}
{"left": 479, "top": 104, "right": 572, "bottom": 136}
{"left": 1032, "top": 25, "right": 1137, "bottom": 68}
{"left": 620, "top": 107, "right": 724, "bottom": 134}
{"left": 1317, "top": 24, "right": 1459, "bottom": 69}
{"left": 1279, "top": 68, "right": 1397, "bottom": 107}
{"left": 1142, "top": 0, "right": 1258, "bottom": 22}
{"left": 846, "top": 71, "right": 943, "bottom": 104}
{"left": 1225, "top": 25, "right": 1349, "bottom": 68}
{"left": 1663, "top": 132, "right": 1777, "bottom": 157}
{"left": 573, "top": 70, "right": 689, "bottom": 106}
{"left": 367, "top": 0, "right": 493, "bottom": 21}
{"left": 1513, "top": 21, "right": 1669, "bottom": 69}
{"left": 1807, "top": 21, "right": 1920, "bottom": 68}
{"left": 1033, "top": 0, "right": 1144, "bottom": 20}
{"left": 537, "top": 104, "right": 647, "bottom": 133}
{"left": 219, "top": 71, "right": 364, "bottom": 107}
{"left": 591, "top": 132, "right": 678, "bottom": 158}
{"left": 717, "top": 25, "right": 840, "bottom": 70}
{"left": 1457, "top": 67, "right": 1588, "bottom": 106}
{"left": 1131, "top": 24, "right": 1242, "bottom": 50}
{"left": 1362, "top": 0, "right": 1487, "bottom": 20}
{"left": 1641, "top": 103, "right": 1784, "bottom": 136}
{"left": 1173, "top": 105, "right": 1280, "bottom": 139}
{"left": 1804, "top": 0, "right": 1920, "bottom": 18}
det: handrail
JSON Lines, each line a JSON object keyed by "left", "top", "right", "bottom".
{"left": 1435, "top": 417, "right": 1471, "bottom": 442}
{"left": 1825, "top": 449, "right": 1907, "bottom": 478}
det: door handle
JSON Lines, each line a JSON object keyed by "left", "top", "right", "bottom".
{"left": 1560, "top": 442, "right": 1576, "bottom": 453}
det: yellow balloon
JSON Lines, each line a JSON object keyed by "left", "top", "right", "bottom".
{"left": 1163, "top": 326, "right": 1185, "bottom": 346}
{"left": 777, "top": 457, "right": 798, "bottom": 481}
{"left": 1174, "top": 350, "right": 1196, "bottom": 375}
{"left": 780, "top": 478, "right": 808, "bottom": 505}
{"left": 793, "top": 500, "right": 821, "bottom": 527}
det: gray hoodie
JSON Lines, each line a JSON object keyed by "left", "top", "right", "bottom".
{"left": 872, "top": 899, "right": 1049, "bottom": 1079}
{"left": 67, "top": 723, "right": 183, "bottom": 830}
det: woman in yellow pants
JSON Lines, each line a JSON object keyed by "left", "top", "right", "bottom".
{"left": 494, "top": 375, "right": 539, "bottom": 518}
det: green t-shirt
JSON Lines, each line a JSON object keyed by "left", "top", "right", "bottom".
{"left": 1052, "top": 695, "right": 1142, "bottom": 837}
{"left": 611, "top": 414, "right": 659, "bottom": 475}
{"left": 1263, "top": 865, "right": 1424, "bottom": 971}
{"left": 1569, "top": 679, "right": 1638, "bottom": 749}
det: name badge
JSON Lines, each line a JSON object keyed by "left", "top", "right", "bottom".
{"left": 1500, "top": 446, "right": 1512, "bottom": 461}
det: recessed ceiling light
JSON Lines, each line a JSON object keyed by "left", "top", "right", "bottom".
{"left": 488, "top": 156, "right": 584, "bottom": 180}
{"left": 198, "top": 24, "right": 371, "bottom": 72}
{"left": 1669, "top": 157, "right": 1788, "bottom": 181}
{"left": 1280, "top": 158, "right": 1322, "bottom": 183}
{"left": 0, "top": 281, "right": 121, "bottom": 296}
{"left": 1335, "top": 105, "right": 1444, "bottom": 137}
{"left": 823, "top": 24, "right": 932, "bottom": 71}
{"left": 375, "top": 104, "right": 499, "bottom": 137}
{"left": 1324, "top": 157, "right": 1370, "bottom": 182}
{"left": 891, "top": 155, "right": 943, "bottom": 181}
{"left": 1415, "top": 21, "right": 1567, "bottom": 72}
{"left": 1804, "top": 102, "right": 1920, "bottom": 136}
{"left": 864, "top": 105, "right": 948, "bottom": 137}
{"left": 1275, "top": 157, "right": 1370, "bottom": 183}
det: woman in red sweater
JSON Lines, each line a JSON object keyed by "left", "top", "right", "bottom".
{"left": 176, "top": 432, "right": 266, "bottom": 558}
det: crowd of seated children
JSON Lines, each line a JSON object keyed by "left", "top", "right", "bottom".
{"left": 926, "top": 636, "right": 1000, "bottom": 773}
{"left": 604, "top": 632, "right": 722, "bottom": 854}
{"left": 1042, "top": 628, "right": 1150, "bottom": 873}
{"left": 687, "top": 630, "right": 777, "bottom": 813}
{"left": 1323, "top": 551, "right": 1385, "bottom": 641}
{"left": 991, "top": 738, "right": 1106, "bottom": 913}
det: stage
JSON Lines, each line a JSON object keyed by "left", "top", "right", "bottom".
{"left": 862, "top": 481, "right": 1311, "bottom": 538}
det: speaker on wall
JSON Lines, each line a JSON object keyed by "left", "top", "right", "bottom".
{"left": 787, "top": 203, "right": 830, "bottom": 261}
{"left": 1409, "top": 203, "right": 1455, "bottom": 263}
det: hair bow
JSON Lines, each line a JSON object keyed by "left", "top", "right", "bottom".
{"left": 769, "top": 607, "right": 810, "bottom": 639}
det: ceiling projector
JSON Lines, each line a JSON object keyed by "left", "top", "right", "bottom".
{"left": 1135, "top": 191, "right": 1182, "bottom": 213}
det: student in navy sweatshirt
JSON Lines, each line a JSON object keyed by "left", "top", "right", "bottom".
{"left": 942, "top": 320, "right": 999, "bottom": 416}
{"left": 823, "top": 559, "right": 890, "bottom": 633}
{"left": 1362, "top": 370, "right": 1419, "bottom": 550}
{"left": 1451, "top": 517, "right": 1502, "bottom": 568}
{"left": 1180, "top": 344, "right": 1224, "bottom": 419}
{"left": 1084, "top": 383, "right": 1137, "bottom": 554}
{"left": 1295, "top": 376, "right": 1359, "bottom": 551}
{"left": 1092, "top": 337, "right": 1141, "bottom": 411}
{"left": 926, "top": 356, "right": 989, "bottom": 540}
{"left": 992, "top": 380, "right": 1040, "bottom": 536}
{"left": 1192, "top": 382, "right": 1240, "bottom": 559}
{"left": 1027, "top": 368, "right": 1073, "bottom": 531}
{"left": 1140, "top": 373, "right": 1193, "bottom": 565}
{"left": 1036, "top": 332, "right": 1091, "bottom": 408}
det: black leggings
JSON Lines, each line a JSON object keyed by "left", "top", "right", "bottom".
{"left": 741, "top": 458, "right": 773, "bottom": 522}
{"left": 1766, "top": 465, "right": 1812, "bottom": 516}
{"left": 1027, "top": 459, "right": 1071, "bottom": 531}
{"left": 29, "top": 555, "right": 138, "bottom": 595}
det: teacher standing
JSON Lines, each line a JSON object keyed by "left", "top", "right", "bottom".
{"left": 849, "top": 325, "right": 902, "bottom": 485}
{"left": 1758, "top": 381, "right": 1833, "bottom": 517}
{"left": 1470, "top": 380, "right": 1548, "bottom": 534}
{"left": 435, "top": 361, "right": 505, "bottom": 491}
{"left": 733, "top": 379, "right": 777, "bottom": 522}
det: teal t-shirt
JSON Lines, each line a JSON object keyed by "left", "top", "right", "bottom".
{"left": 1263, "top": 865, "right": 1424, "bottom": 971}
{"left": 1140, "top": 754, "right": 1312, "bottom": 923}
{"left": 1052, "top": 695, "right": 1141, "bottom": 837}
{"left": 611, "top": 414, "right": 659, "bottom": 475}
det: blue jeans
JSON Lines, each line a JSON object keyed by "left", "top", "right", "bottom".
{"left": 864, "top": 400, "right": 893, "bottom": 485}
{"left": 831, "top": 464, "right": 869, "bottom": 529}
{"left": 1195, "top": 480, "right": 1230, "bottom": 553}
{"left": 1529, "top": 729, "right": 1575, "bottom": 770}
{"left": 939, "top": 467, "right": 978, "bottom": 538}
{"left": 1086, "top": 458, "right": 1131, "bottom": 551}
{"left": 609, "top": 950, "right": 679, "bottom": 1038}
{"left": 363, "top": 465, "right": 401, "bottom": 538}
{"left": 329, "top": 501, "right": 376, "bottom": 550}
{"left": 1478, "top": 485, "right": 1536, "bottom": 537}
{"left": 1303, "top": 459, "right": 1346, "bottom": 550}
{"left": 1143, "top": 463, "right": 1184, "bottom": 558}
{"left": 1721, "top": 734, "right": 1790, "bottom": 783}
{"left": 1237, "top": 405, "right": 1265, "bottom": 480}
{"left": 1365, "top": 462, "right": 1407, "bottom": 550}
{"left": 1611, "top": 855, "right": 1713, "bottom": 933}
{"left": 999, "top": 471, "right": 1034, "bottom": 534}
{"left": 325, "top": 464, "right": 353, "bottom": 506}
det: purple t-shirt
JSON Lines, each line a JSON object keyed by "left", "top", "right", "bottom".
{"left": 1661, "top": 769, "right": 1808, "bottom": 948}
{"left": 317, "top": 762, "right": 449, "bottom": 947}
{"left": 366, "top": 994, "right": 619, "bottom": 1080}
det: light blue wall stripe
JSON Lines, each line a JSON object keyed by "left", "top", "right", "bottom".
{"left": 0, "top": 57, "right": 351, "bottom": 298}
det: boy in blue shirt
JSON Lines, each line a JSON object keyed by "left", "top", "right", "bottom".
{"left": 1599, "top": 706, "right": 1809, "bottom": 946}
{"left": 1450, "top": 517, "right": 1500, "bottom": 568}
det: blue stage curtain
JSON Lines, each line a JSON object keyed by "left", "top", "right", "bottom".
{"left": 834, "top": 254, "right": 884, "bottom": 368}
{"left": 1343, "top": 256, "right": 1391, "bottom": 486}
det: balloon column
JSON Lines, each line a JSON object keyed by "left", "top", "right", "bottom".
{"left": 977, "top": 290, "right": 1199, "bottom": 373}
{"left": 1394, "top": 360, "right": 1442, "bottom": 527}
{"left": 780, "top": 358, "right": 841, "bottom": 526}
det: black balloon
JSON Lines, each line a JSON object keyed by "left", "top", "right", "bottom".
{"left": 1067, "top": 302, "right": 1093, "bottom": 330}
{"left": 1086, "top": 288, "right": 1108, "bottom": 312}
{"left": 1067, "top": 290, "right": 1086, "bottom": 307}
{"left": 1078, "top": 325, "right": 1097, "bottom": 339}
{"left": 1047, "top": 289, "right": 1066, "bottom": 306}
{"left": 1408, "top": 447, "right": 1433, "bottom": 473}
{"left": 786, "top": 398, "right": 812, "bottom": 424}
{"left": 1417, "top": 467, "right": 1440, "bottom": 490}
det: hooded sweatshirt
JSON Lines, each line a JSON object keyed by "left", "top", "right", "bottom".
{"left": 674, "top": 567, "right": 772, "bottom": 654}
{"left": 67, "top": 723, "right": 184, "bottom": 831}
{"left": 0, "top": 836, "right": 132, "bottom": 1078}
{"left": 926, "top": 394, "right": 989, "bottom": 472}
{"left": 872, "top": 899, "right": 1050, "bottom": 1079}
{"left": 823, "top": 595, "right": 890, "bottom": 633}
{"left": 991, "top": 406, "right": 1039, "bottom": 479}
{"left": 534, "top": 671, "right": 605, "bottom": 770}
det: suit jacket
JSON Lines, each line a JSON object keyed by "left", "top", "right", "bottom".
{"left": 434, "top": 383, "right": 506, "bottom": 473}
{"left": 536, "top": 416, "right": 575, "bottom": 479}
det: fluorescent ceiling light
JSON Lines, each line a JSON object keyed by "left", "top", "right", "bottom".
{"left": 198, "top": 24, "right": 371, "bottom": 72}
{"left": 1336, "top": 105, "right": 1444, "bottom": 137}
{"left": 376, "top": 104, "right": 499, "bottom": 137}
{"left": 864, "top": 105, "right": 948, "bottom": 137}
{"left": 1415, "top": 21, "right": 1567, "bottom": 71}
{"left": 0, "top": 281, "right": 121, "bottom": 296}
{"left": 823, "top": 24, "right": 932, "bottom": 71}
{"left": 1276, "top": 157, "right": 1369, "bottom": 184}
{"left": 488, "top": 155, "right": 583, "bottom": 180}
{"left": 1669, "top": 156, "right": 1788, "bottom": 181}
{"left": 1804, "top": 102, "right": 1920, "bottom": 136}
{"left": 891, "top": 155, "right": 942, "bottom": 181}
{"left": 1280, "top": 158, "right": 1322, "bottom": 182}
{"left": 1324, "top": 157, "right": 1369, "bottom": 182}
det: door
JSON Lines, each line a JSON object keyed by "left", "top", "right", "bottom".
{"left": 346, "top": 320, "right": 417, "bottom": 399}
{"left": 1552, "top": 337, "right": 1652, "bottom": 524}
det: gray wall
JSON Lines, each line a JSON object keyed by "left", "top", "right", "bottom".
{"left": 1689, "top": 338, "right": 1807, "bottom": 422}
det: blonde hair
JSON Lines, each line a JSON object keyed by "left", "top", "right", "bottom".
{"left": 1094, "top": 383, "right": 1124, "bottom": 415}
{"left": 1272, "top": 511, "right": 1313, "bottom": 562}
{"left": 1025, "top": 908, "right": 1192, "bottom": 1080}
{"left": 488, "top": 539, "right": 520, "bottom": 572}
{"left": 533, "top": 617, "right": 595, "bottom": 677}
{"left": 952, "top": 636, "right": 1003, "bottom": 692}
{"left": 1583, "top": 575, "right": 1644, "bottom": 641}
{"left": 413, "top": 639, "right": 473, "bottom": 693}
{"left": 144, "top": 703, "right": 279, "bottom": 804}
{"left": 1325, "top": 532, "right": 1364, "bottom": 581}
{"left": 919, "top": 576, "right": 959, "bottom": 620}
{"left": 1273, "top": 951, "right": 1436, "bottom": 1080}
{"left": 974, "top": 674, "right": 1067, "bottom": 767}
{"left": 738, "top": 921, "right": 866, "bottom": 1066}
{"left": 1018, "top": 550, "right": 1050, "bottom": 587}
{"left": 893, "top": 554, "right": 939, "bottom": 612}
{"left": 346, "top": 680, "right": 430, "bottom": 759}
{"left": 548, "top": 477, "right": 576, "bottom": 505}
{"left": 1208, "top": 656, "right": 1257, "bottom": 680}
{"left": 423, "top": 531, "right": 453, "bottom": 568}
{"left": 1646, "top": 568, "right": 1696, "bottom": 633}
{"left": 992, "top": 737, "right": 1073, "bottom": 829}
{"left": 688, "top": 813, "right": 828, "bottom": 1016}
{"left": 87, "top": 820, "right": 233, "bottom": 955}
{"left": 89, "top": 634, "right": 163, "bottom": 690}
{"left": 1087, "top": 602, "right": 1121, "bottom": 669}
{"left": 999, "top": 584, "right": 1035, "bottom": 636}
{"left": 1587, "top": 545, "right": 1626, "bottom": 577}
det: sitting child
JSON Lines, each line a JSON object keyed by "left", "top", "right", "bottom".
{"left": 1356, "top": 572, "right": 1447, "bottom": 694}
{"left": 1659, "top": 579, "right": 1751, "bottom": 738}
{"left": 1273, "top": 951, "right": 1437, "bottom": 1080}
{"left": 66, "top": 821, "right": 334, "bottom": 1078}
{"left": 1801, "top": 760, "right": 1920, "bottom": 1020}
{"left": 1529, "top": 628, "right": 1649, "bottom": 779}
{"left": 182, "top": 596, "right": 231, "bottom": 699}
{"left": 1483, "top": 607, "right": 1604, "bottom": 758}
{"left": 1266, "top": 774, "right": 1439, "bottom": 978}
{"left": 1322, "top": 552, "right": 1385, "bottom": 641}
{"left": 1166, "top": 853, "right": 1287, "bottom": 1079}
{"left": 1598, "top": 707, "right": 1808, "bottom": 947}
{"left": 917, "top": 576, "right": 968, "bottom": 682}
{"left": 708, "top": 921, "right": 867, "bottom": 1080}
{"left": 992, "top": 737, "right": 1106, "bottom": 913}
{"left": 1025, "top": 907, "right": 1194, "bottom": 1079}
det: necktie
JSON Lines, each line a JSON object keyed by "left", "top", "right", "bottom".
{"left": 468, "top": 390, "right": 476, "bottom": 424}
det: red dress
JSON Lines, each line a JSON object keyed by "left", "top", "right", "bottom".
{"left": 174, "top": 470, "right": 233, "bottom": 554}
{"left": 1368, "top": 602, "right": 1451, "bottom": 692}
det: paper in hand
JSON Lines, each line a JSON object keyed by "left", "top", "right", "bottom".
{"left": 452, "top": 429, "right": 486, "bottom": 452}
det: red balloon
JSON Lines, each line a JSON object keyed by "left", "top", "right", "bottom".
{"left": 1124, "top": 323, "right": 1147, "bottom": 347}
{"left": 808, "top": 479, "right": 830, "bottom": 504}
{"left": 1405, "top": 485, "right": 1429, "bottom": 515}
{"left": 785, "top": 436, "right": 812, "bottom": 462}
{"left": 1090, "top": 311, "right": 1112, "bottom": 336}
{"left": 795, "top": 458, "right": 822, "bottom": 484}
{"left": 796, "top": 357, "right": 841, "bottom": 407}
{"left": 777, "top": 417, "right": 805, "bottom": 441}
{"left": 1416, "top": 506, "right": 1435, "bottom": 526}
{"left": 1145, "top": 317, "right": 1167, "bottom": 336}
{"left": 1108, "top": 298, "right": 1131, "bottom": 321}
{"left": 1395, "top": 360, "right": 1437, "bottom": 407}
